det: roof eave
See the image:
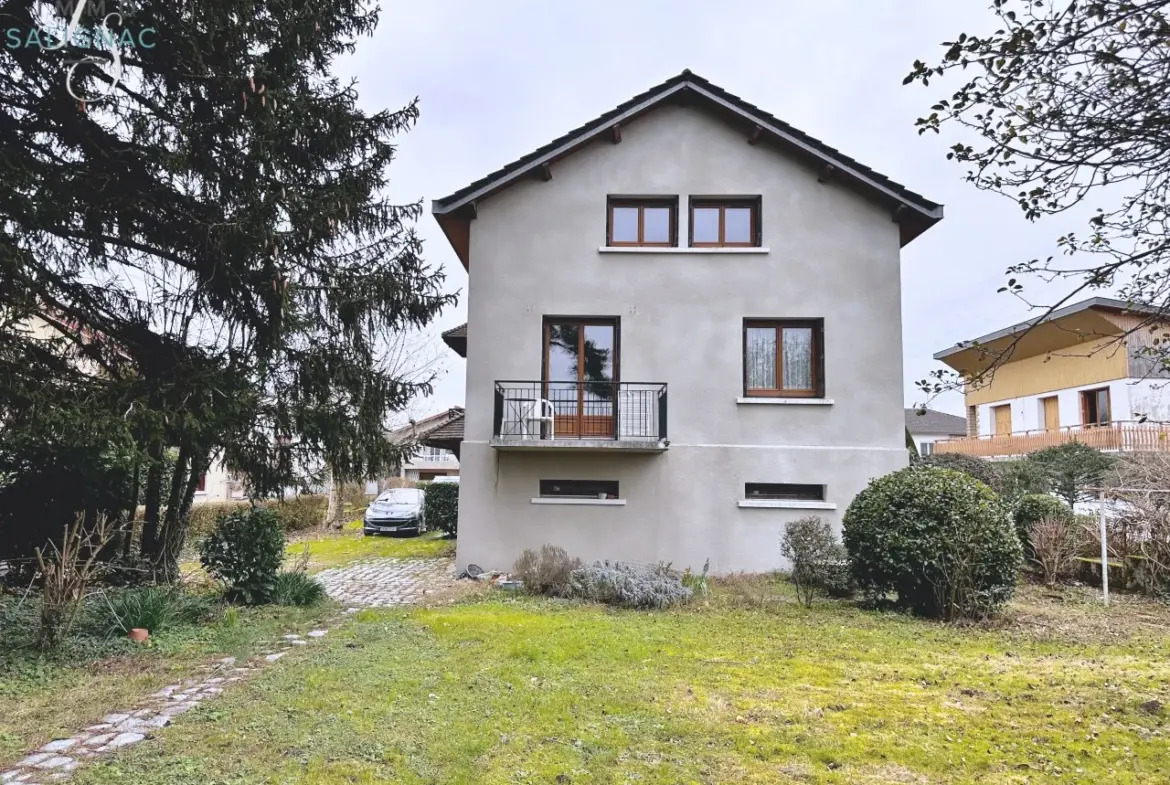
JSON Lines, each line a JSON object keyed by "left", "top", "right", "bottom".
{"left": 431, "top": 73, "right": 943, "bottom": 249}
{"left": 933, "top": 296, "right": 1159, "bottom": 363}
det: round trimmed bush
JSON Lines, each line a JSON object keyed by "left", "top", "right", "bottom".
{"left": 1013, "top": 493, "right": 1073, "bottom": 550}
{"left": 843, "top": 466, "right": 1022, "bottom": 620}
{"left": 919, "top": 453, "right": 1001, "bottom": 492}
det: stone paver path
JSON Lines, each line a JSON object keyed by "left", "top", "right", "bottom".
{"left": 0, "top": 632, "right": 332, "bottom": 785}
{"left": 1, "top": 558, "right": 457, "bottom": 784}
{"left": 316, "top": 557, "right": 457, "bottom": 608}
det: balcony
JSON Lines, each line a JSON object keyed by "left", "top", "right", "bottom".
{"left": 491, "top": 381, "right": 668, "bottom": 452}
{"left": 934, "top": 421, "right": 1170, "bottom": 459}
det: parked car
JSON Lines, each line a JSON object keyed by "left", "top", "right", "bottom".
{"left": 431, "top": 475, "right": 459, "bottom": 484}
{"left": 363, "top": 488, "right": 426, "bottom": 536}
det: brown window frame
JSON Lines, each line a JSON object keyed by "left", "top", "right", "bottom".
{"left": 606, "top": 197, "right": 677, "bottom": 247}
{"left": 539, "top": 479, "right": 620, "bottom": 500}
{"left": 196, "top": 474, "right": 207, "bottom": 492}
{"left": 742, "top": 318, "right": 824, "bottom": 398}
{"left": 689, "top": 197, "right": 761, "bottom": 247}
{"left": 1080, "top": 387, "right": 1111, "bottom": 427}
{"left": 745, "top": 483, "right": 825, "bottom": 501}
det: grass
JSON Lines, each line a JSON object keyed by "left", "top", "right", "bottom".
{"left": 0, "top": 592, "right": 335, "bottom": 767}
{"left": 65, "top": 579, "right": 1170, "bottom": 785}
{"left": 285, "top": 521, "right": 455, "bottom": 572}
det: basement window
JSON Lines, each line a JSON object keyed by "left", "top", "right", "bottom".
{"left": 539, "top": 479, "right": 619, "bottom": 500}
{"left": 744, "top": 483, "right": 824, "bottom": 502}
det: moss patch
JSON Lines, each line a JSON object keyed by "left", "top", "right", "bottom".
{"left": 285, "top": 524, "right": 455, "bottom": 571}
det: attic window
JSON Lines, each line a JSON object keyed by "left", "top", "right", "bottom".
{"left": 690, "top": 198, "right": 760, "bottom": 247}
{"left": 607, "top": 198, "right": 677, "bottom": 247}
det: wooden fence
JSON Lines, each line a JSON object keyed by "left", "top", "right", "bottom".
{"left": 934, "top": 421, "right": 1170, "bottom": 458}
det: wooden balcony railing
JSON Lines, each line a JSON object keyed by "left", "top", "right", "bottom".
{"left": 934, "top": 421, "right": 1170, "bottom": 458}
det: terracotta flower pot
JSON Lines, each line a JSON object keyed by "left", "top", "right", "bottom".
{"left": 128, "top": 628, "right": 150, "bottom": 643}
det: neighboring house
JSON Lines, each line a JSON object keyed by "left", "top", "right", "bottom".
{"left": 385, "top": 406, "right": 463, "bottom": 482}
{"left": 431, "top": 70, "right": 943, "bottom": 574}
{"left": 190, "top": 462, "right": 245, "bottom": 504}
{"left": 933, "top": 297, "right": 1170, "bottom": 458}
{"left": 905, "top": 408, "right": 966, "bottom": 457}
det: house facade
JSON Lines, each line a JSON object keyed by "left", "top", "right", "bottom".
{"left": 934, "top": 297, "right": 1170, "bottom": 458}
{"left": 433, "top": 71, "right": 943, "bottom": 574}
{"left": 905, "top": 408, "right": 966, "bottom": 457}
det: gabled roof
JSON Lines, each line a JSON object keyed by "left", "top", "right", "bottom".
{"left": 386, "top": 406, "right": 465, "bottom": 444}
{"left": 442, "top": 323, "right": 467, "bottom": 358}
{"left": 432, "top": 69, "right": 944, "bottom": 268}
{"left": 905, "top": 408, "right": 966, "bottom": 436}
{"left": 426, "top": 412, "right": 464, "bottom": 442}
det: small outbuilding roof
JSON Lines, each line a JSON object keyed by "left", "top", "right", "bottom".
{"left": 904, "top": 408, "right": 966, "bottom": 436}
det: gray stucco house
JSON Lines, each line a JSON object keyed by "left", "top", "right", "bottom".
{"left": 433, "top": 70, "right": 943, "bottom": 574}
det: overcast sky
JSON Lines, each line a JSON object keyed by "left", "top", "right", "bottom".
{"left": 338, "top": 0, "right": 1095, "bottom": 420}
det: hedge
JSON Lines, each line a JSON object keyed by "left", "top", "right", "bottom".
{"left": 424, "top": 482, "right": 458, "bottom": 536}
{"left": 187, "top": 495, "right": 327, "bottom": 541}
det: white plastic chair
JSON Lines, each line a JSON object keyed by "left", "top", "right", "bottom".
{"left": 519, "top": 398, "right": 555, "bottom": 439}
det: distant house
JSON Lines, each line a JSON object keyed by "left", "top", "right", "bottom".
{"left": 431, "top": 69, "right": 943, "bottom": 574}
{"left": 386, "top": 407, "right": 464, "bottom": 482}
{"left": 904, "top": 408, "right": 966, "bottom": 457}
{"left": 934, "top": 296, "right": 1170, "bottom": 458}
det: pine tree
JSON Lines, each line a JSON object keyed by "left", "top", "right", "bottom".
{"left": 0, "top": 0, "right": 455, "bottom": 578}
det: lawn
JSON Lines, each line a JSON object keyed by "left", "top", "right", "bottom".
{"left": 285, "top": 523, "right": 456, "bottom": 571}
{"left": 65, "top": 579, "right": 1170, "bottom": 785}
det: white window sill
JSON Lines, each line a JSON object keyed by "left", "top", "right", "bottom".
{"left": 530, "top": 497, "right": 626, "bottom": 506}
{"left": 598, "top": 246, "right": 770, "bottom": 255}
{"left": 738, "top": 499, "right": 837, "bottom": 510}
{"left": 736, "top": 397, "right": 834, "bottom": 406}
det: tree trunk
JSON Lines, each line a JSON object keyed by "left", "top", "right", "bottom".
{"left": 156, "top": 450, "right": 207, "bottom": 583}
{"left": 140, "top": 442, "right": 164, "bottom": 558}
{"left": 323, "top": 462, "right": 344, "bottom": 529}
{"left": 121, "top": 452, "right": 142, "bottom": 558}
{"left": 153, "top": 442, "right": 192, "bottom": 581}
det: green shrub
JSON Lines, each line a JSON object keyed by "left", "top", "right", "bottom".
{"left": 1014, "top": 493, "right": 1073, "bottom": 550}
{"left": 566, "top": 561, "right": 692, "bottom": 609}
{"left": 780, "top": 516, "right": 850, "bottom": 607}
{"left": 513, "top": 544, "right": 582, "bottom": 596}
{"left": 98, "top": 586, "right": 213, "bottom": 635}
{"left": 199, "top": 507, "right": 286, "bottom": 605}
{"left": 1027, "top": 442, "right": 1114, "bottom": 507}
{"left": 843, "top": 466, "right": 1022, "bottom": 620}
{"left": 681, "top": 559, "right": 711, "bottom": 598}
{"left": 920, "top": 453, "right": 1000, "bottom": 491}
{"left": 424, "top": 482, "right": 459, "bottom": 537}
{"left": 994, "top": 460, "right": 1050, "bottom": 509}
{"left": 272, "top": 571, "right": 328, "bottom": 606}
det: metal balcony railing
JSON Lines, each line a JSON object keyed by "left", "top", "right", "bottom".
{"left": 493, "top": 381, "right": 667, "bottom": 441}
